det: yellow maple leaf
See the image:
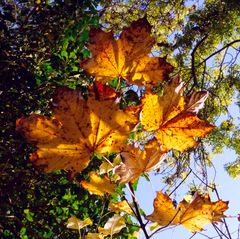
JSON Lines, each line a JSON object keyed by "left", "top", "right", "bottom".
{"left": 109, "top": 200, "right": 133, "bottom": 215}
{"left": 80, "top": 18, "right": 173, "bottom": 85}
{"left": 98, "top": 215, "right": 125, "bottom": 236}
{"left": 80, "top": 172, "right": 115, "bottom": 196}
{"left": 146, "top": 191, "right": 229, "bottom": 232}
{"left": 115, "top": 139, "right": 166, "bottom": 184}
{"left": 16, "top": 88, "right": 139, "bottom": 175}
{"left": 66, "top": 216, "right": 92, "bottom": 230}
{"left": 141, "top": 77, "right": 214, "bottom": 152}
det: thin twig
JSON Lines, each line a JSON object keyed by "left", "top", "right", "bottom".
{"left": 122, "top": 195, "right": 138, "bottom": 219}
{"left": 198, "top": 39, "right": 240, "bottom": 66}
{"left": 189, "top": 232, "right": 197, "bottom": 239}
{"left": 212, "top": 184, "right": 232, "bottom": 239}
{"left": 128, "top": 183, "right": 150, "bottom": 239}
{"left": 212, "top": 223, "right": 225, "bottom": 239}
{"left": 102, "top": 155, "right": 114, "bottom": 167}
{"left": 169, "top": 169, "right": 192, "bottom": 197}
{"left": 149, "top": 208, "right": 181, "bottom": 238}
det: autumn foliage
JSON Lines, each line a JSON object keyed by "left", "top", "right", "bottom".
{"left": 80, "top": 18, "right": 173, "bottom": 86}
{"left": 16, "top": 18, "right": 228, "bottom": 237}
{"left": 146, "top": 191, "right": 229, "bottom": 232}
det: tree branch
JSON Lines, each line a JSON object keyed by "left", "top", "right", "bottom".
{"left": 199, "top": 39, "right": 240, "bottom": 66}
{"left": 128, "top": 183, "right": 150, "bottom": 239}
{"left": 191, "top": 34, "right": 209, "bottom": 88}
{"left": 168, "top": 169, "right": 192, "bottom": 197}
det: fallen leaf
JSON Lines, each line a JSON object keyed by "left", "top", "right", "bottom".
{"left": 80, "top": 172, "right": 115, "bottom": 196}
{"left": 98, "top": 215, "right": 125, "bottom": 236}
{"left": 141, "top": 77, "right": 214, "bottom": 152}
{"left": 115, "top": 139, "right": 166, "bottom": 183}
{"left": 66, "top": 216, "right": 92, "bottom": 230}
{"left": 109, "top": 200, "right": 133, "bottom": 215}
{"left": 16, "top": 88, "right": 139, "bottom": 175}
{"left": 80, "top": 18, "right": 173, "bottom": 85}
{"left": 146, "top": 191, "right": 229, "bottom": 232}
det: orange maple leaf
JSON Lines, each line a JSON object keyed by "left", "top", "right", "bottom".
{"left": 146, "top": 191, "right": 229, "bottom": 232}
{"left": 115, "top": 139, "right": 166, "bottom": 184}
{"left": 80, "top": 172, "right": 115, "bottom": 196}
{"left": 16, "top": 88, "right": 139, "bottom": 175}
{"left": 140, "top": 76, "right": 214, "bottom": 152}
{"left": 80, "top": 18, "right": 173, "bottom": 85}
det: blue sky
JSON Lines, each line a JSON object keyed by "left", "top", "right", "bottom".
{"left": 132, "top": 149, "right": 240, "bottom": 239}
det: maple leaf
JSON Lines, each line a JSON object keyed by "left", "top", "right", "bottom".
{"left": 80, "top": 172, "right": 115, "bottom": 196}
{"left": 146, "top": 191, "right": 229, "bottom": 232}
{"left": 80, "top": 18, "right": 173, "bottom": 85}
{"left": 140, "top": 77, "right": 215, "bottom": 152}
{"left": 109, "top": 200, "right": 133, "bottom": 215}
{"left": 98, "top": 215, "right": 125, "bottom": 236}
{"left": 16, "top": 88, "right": 139, "bottom": 175}
{"left": 66, "top": 216, "right": 92, "bottom": 230}
{"left": 115, "top": 139, "right": 166, "bottom": 184}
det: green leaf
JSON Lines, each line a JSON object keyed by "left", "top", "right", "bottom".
{"left": 69, "top": 51, "right": 76, "bottom": 59}
{"left": 131, "top": 179, "right": 139, "bottom": 191}
{"left": 20, "top": 227, "right": 28, "bottom": 239}
{"left": 23, "top": 209, "right": 34, "bottom": 222}
{"left": 81, "top": 48, "right": 91, "bottom": 59}
{"left": 60, "top": 50, "right": 68, "bottom": 59}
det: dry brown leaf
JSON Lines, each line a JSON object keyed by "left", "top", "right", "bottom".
{"left": 146, "top": 191, "right": 229, "bottom": 232}
{"left": 141, "top": 77, "right": 214, "bottom": 152}
{"left": 80, "top": 172, "right": 115, "bottom": 196}
{"left": 80, "top": 18, "right": 173, "bottom": 85}
{"left": 115, "top": 139, "right": 166, "bottom": 184}
{"left": 16, "top": 88, "right": 139, "bottom": 175}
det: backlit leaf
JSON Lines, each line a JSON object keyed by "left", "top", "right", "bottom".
{"left": 66, "top": 216, "right": 92, "bottom": 230}
{"left": 141, "top": 77, "right": 214, "bottom": 152}
{"left": 109, "top": 200, "right": 133, "bottom": 215}
{"left": 98, "top": 215, "right": 125, "bottom": 236}
{"left": 16, "top": 88, "right": 139, "bottom": 175}
{"left": 80, "top": 172, "right": 115, "bottom": 196}
{"left": 146, "top": 191, "right": 229, "bottom": 232}
{"left": 80, "top": 18, "right": 173, "bottom": 85}
{"left": 115, "top": 139, "right": 166, "bottom": 183}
